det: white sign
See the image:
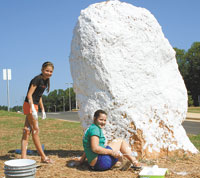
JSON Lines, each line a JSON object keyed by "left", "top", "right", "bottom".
{"left": 3, "top": 69, "right": 11, "bottom": 80}
{"left": 3, "top": 69, "right": 7, "bottom": 80}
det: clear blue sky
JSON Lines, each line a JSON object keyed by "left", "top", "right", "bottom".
{"left": 0, "top": 0, "right": 200, "bottom": 107}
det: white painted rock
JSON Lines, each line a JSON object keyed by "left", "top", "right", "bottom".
{"left": 69, "top": 0, "right": 198, "bottom": 157}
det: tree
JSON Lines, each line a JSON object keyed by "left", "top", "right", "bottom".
{"left": 0, "top": 105, "right": 8, "bottom": 111}
{"left": 174, "top": 47, "right": 188, "bottom": 80}
{"left": 42, "top": 88, "right": 76, "bottom": 112}
{"left": 11, "top": 106, "right": 23, "bottom": 112}
{"left": 185, "top": 42, "right": 200, "bottom": 106}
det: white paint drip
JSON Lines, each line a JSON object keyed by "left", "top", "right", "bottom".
{"left": 118, "top": 151, "right": 137, "bottom": 157}
{"left": 174, "top": 171, "right": 188, "bottom": 176}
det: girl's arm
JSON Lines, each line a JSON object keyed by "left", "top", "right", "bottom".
{"left": 79, "top": 152, "right": 86, "bottom": 164}
{"left": 39, "top": 97, "right": 44, "bottom": 111}
{"left": 39, "top": 97, "right": 46, "bottom": 119}
{"left": 72, "top": 152, "right": 86, "bottom": 165}
{"left": 27, "top": 84, "right": 37, "bottom": 105}
{"left": 91, "top": 136, "right": 120, "bottom": 158}
{"left": 27, "top": 84, "right": 38, "bottom": 119}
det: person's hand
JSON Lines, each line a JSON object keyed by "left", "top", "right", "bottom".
{"left": 69, "top": 157, "right": 82, "bottom": 166}
{"left": 42, "top": 110, "right": 46, "bottom": 120}
{"left": 72, "top": 157, "right": 81, "bottom": 162}
{"left": 111, "top": 150, "right": 121, "bottom": 158}
{"left": 31, "top": 104, "right": 38, "bottom": 120}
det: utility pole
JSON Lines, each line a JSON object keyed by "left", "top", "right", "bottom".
{"left": 75, "top": 92, "right": 78, "bottom": 110}
{"left": 3, "top": 69, "right": 11, "bottom": 111}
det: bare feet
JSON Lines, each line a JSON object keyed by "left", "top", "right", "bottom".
{"left": 41, "top": 157, "right": 54, "bottom": 164}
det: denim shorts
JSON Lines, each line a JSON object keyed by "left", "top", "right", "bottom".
{"left": 91, "top": 146, "right": 118, "bottom": 171}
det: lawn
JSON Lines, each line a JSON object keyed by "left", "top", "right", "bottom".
{"left": 0, "top": 110, "right": 200, "bottom": 178}
{"left": 188, "top": 107, "right": 200, "bottom": 113}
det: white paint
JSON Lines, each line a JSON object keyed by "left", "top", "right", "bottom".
{"left": 112, "top": 139, "right": 118, "bottom": 143}
{"left": 175, "top": 171, "right": 188, "bottom": 176}
{"left": 70, "top": 0, "right": 199, "bottom": 154}
{"left": 118, "top": 151, "right": 137, "bottom": 157}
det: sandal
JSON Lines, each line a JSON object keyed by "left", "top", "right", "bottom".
{"left": 120, "top": 160, "right": 132, "bottom": 171}
{"left": 113, "top": 161, "right": 122, "bottom": 168}
{"left": 41, "top": 157, "right": 54, "bottom": 164}
{"left": 131, "top": 161, "right": 142, "bottom": 170}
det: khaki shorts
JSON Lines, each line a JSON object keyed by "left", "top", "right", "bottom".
{"left": 23, "top": 102, "right": 38, "bottom": 115}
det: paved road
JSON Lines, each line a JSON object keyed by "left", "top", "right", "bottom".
{"left": 43, "top": 112, "right": 200, "bottom": 135}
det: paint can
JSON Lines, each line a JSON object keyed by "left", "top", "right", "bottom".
{"left": 4, "top": 159, "right": 36, "bottom": 178}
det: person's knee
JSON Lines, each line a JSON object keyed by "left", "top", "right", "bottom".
{"left": 22, "top": 127, "right": 31, "bottom": 140}
{"left": 113, "top": 138, "right": 123, "bottom": 143}
{"left": 32, "top": 127, "right": 39, "bottom": 135}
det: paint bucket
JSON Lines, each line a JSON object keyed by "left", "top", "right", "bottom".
{"left": 4, "top": 159, "right": 36, "bottom": 178}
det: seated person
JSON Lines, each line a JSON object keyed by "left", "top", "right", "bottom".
{"left": 76, "top": 109, "right": 141, "bottom": 171}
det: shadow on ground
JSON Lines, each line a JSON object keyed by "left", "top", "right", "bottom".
{"left": 8, "top": 149, "right": 84, "bottom": 158}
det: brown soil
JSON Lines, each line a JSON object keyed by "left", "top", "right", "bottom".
{"left": 0, "top": 152, "right": 200, "bottom": 178}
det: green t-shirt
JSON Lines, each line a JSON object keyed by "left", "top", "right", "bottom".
{"left": 83, "top": 124, "right": 105, "bottom": 163}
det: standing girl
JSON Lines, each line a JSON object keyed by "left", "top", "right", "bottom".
{"left": 21, "top": 61, "right": 54, "bottom": 163}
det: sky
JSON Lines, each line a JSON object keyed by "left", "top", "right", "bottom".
{"left": 0, "top": 0, "right": 200, "bottom": 107}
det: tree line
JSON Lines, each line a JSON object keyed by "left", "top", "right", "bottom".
{"left": 0, "top": 88, "right": 76, "bottom": 112}
{"left": 1, "top": 42, "right": 200, "bottom": 112}
{"left": 42, "top": 88, "right": 76, "bottom": 112}
{"left": 174, "top": 42, "right": 200, "bottom": 106}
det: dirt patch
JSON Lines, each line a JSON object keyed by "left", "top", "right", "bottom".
{"left": 0, "top": 152, "right": 200, "bottom": 178}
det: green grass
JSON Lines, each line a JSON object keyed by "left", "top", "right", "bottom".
{"left": 188, "top": 107, "right": 200, "bottom": 113}
{"left": 0, "top": 110, "right": 24, "bottom": 117}
{"left": 0, "top": 110, "right": 83, "bottom": 154}
{"left": 189, "top": 134, "right": 200, "bottom": 150}
{"left": 0, "top": 110, "right": 199, "bottom": 155}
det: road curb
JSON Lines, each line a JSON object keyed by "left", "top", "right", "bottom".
{"left": 186, "top": 113, "right": 200, "bottom": 121}
{"left": 186, "top": 117, "right": 200, "bottom": 121}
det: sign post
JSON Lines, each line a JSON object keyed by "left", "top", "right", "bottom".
{"left": 3, "top": 69, "right": 11, "bottom": 111}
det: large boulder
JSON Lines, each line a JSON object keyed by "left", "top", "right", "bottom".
{"left": 69, "top": 0, "right": 198, "bottom": 157}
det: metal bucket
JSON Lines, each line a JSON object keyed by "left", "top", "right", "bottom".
{"left": 4, "top": 159, "right": 36, "bottom": 178}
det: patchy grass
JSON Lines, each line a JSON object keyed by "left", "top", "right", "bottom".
{"left": 0, "top": 110, "right": 200, "bottom": 178}
{"left": 189, "top": 134, "right": 200, "bottom": 150}
{"left": 188, "top": 107, "right": 200, "bottom": 113}
{"left": 0, "top": 110, "right": 83, "bottom": 155}
{"left": 0, "top": 110, "right": 24, "bottom": 117}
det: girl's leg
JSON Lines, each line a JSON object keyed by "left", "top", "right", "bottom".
{"left": 27, "top": 114, "right": 46, "bottom": 161}
{"left": 21, "top": 116, "right": 31, "bottom": 159}
{"left": 108, "top": 138, "right": 138, "bottom": 165}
